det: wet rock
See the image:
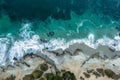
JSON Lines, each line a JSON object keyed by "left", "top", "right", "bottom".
{"left": 54, "top": 49, "right": 64, "bottom": 56}
{"left": 64, "top": 49, "right": 72, "bottom": 55}
{"left": 23, "top": 53, "right": 34, "bottom": 59}
{"left": 62, "top": 71, "right": 76, "bottom": 80}
{"left": 111, "top": 55, "right": 120, "bottom": 59}
{"left": 73, "top": 49, "right": 83, "bottom": 55}
{"left": 104, "top": 69, "right": 115, "bottom": 78}
{"left": 45, "top": 73, "right": 54, "bottom": 80}
{"left": 109, "top": 47, "right": 115, "bottom": 52}
{"left": 45, "top": 47, "right": 49, "bottom": 49}
{"left": 103, "top": 55, "right": 109, "bottom": 60}
{"left": 81, "top": 52, "right": 100, "bottom": 67}
{"left": 40, "top": 63, "right": 48, "bottom": 71}
{"left": 23, "top": 74, "right": 34, "bottom": 80}
{"left": 92, "top": 52, "right": 100, "bottom": 58}
{"left": 83, "top": 72, "right": 90, "bottom": 78}
{"left": 22, "top": 62, "right": 30, "bottom": 67}
{"left": 32, "top": 70, "right": 43, "bottom": 79}
{"left": 96, "top": 68, "right": 105, "bottom": 76}
{"left": 0, "top": 66, "right": 6, "bottom": 72}
{"left": 48, "top": 49, "right": 64, "bottom": 56}
{"left": 13, "top": 57, "right": 18, "bottom": 61}
{"left": 5, "top": 75, "right": 16, "bottom": 80}
{"left": 40, "top": 38, "right": 48, "bottom": 43}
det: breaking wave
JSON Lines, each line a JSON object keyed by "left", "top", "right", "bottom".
{"left": 0, "top": 23, "right": 120, "bottom": 66}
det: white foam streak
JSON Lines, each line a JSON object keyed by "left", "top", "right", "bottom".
{"left": 0, "top": 39, "right": 7, "bottom": 66}
{"left": 47, "top": 34, "right": 120, "bottom": 51}
{"left": 0, "top": 34, "right": 120, "bottom": 66}
{"left": 0, "top": 23, "right": 120, "bottom": 66}
{"left": 20, "top": 23, "right": 34, "bottom": 40}
{"left": 47, "top": 38, "right": 68, "bottom": 50}
{"left": 9, "top": 35, "right": 43, "bottom": 63}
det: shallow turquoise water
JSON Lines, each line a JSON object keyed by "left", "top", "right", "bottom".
{"left": 0, "top": 10, "right": 119, "bottom": 41}
{"left": 0, "top": 0, "right": 120, "bottom": 40}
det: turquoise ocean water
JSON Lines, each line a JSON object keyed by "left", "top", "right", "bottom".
{"left": 0, "top": 0, "right": 120, "bottom": 66}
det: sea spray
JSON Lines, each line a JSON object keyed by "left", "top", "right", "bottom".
{"left": 0, "top": 22, "right": 120, "bottom": 66}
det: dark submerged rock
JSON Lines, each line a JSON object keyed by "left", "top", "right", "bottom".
{"left": 119, "top": 33, "right": 120, "bottom": 37}
{"left": 116, "top": 26, "right": 120, "bottom": 31}
{"left": 47, "top": 31, "right": 54, "bottom": 37}
{"left": 40, "top": 38, "right": 48, "bottom": 43}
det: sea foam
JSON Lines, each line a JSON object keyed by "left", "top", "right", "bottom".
{"left": 0, "top": 23, "right": 120, "bottom": 66}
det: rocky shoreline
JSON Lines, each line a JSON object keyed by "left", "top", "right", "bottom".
{"left": 0, "top": 43, "right": 120, "bottom": 80}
